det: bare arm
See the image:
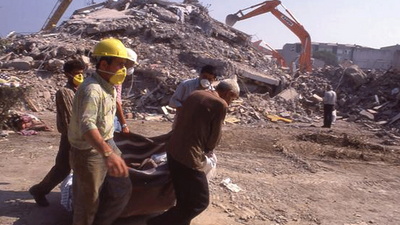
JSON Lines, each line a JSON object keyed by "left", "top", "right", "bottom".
{"left": 116, "top": 101, "right": 129, "bottom": 133}
{"left": 83, "top": 129, "right": 129, "bottom": 177}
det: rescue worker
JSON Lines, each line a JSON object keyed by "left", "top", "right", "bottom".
{"left": 68, "top": 38, "right": 133, "bottom": 225}
{"left": 147, "top": 78, "right": 240, "bottom": 225}
{"left": 29, "top": 59, "right": 85, "bottom": 207}
{"left": 322, "top": 84, "right": 337, "bottom": 128}
{"left": 169, "top": 65, "right": 218, "bottom": 127}
{"left": 114, "top": 48, "right": 138, "bottom": 133}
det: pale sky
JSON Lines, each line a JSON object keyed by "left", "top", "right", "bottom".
{"left": 0, "top": 0, "right": 399, "bottom": 49}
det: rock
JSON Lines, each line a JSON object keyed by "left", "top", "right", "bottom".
{"left": 47, "top": 59, "right": 65, "bottom": 72}
{"left": 7, "top": 57, "right": 34, "bottom": 70}
{"left": 81, "top": 55, "right": 91, "bottom": 66}
{"left": 125, "top": 112, "right": 134, "bottom": 119}
{"left": 150, "top": 6, "right": 179, "bottom": 23}
{"left": 344, "top": 65, "right": 368, "bottom": 87}
{"left": 347, "top": 115, "right": 357, "bottom": 122}
{"left": 338, "top": 98, "right": 346, "bottom": 107}
{"left": 57, "top": 46, "right": 76, "bottom": 57}
{"left": 311, "top": 94, "right": 323, "bottom": 103}
{"left": 360, "top": 110, "right": 374, "bottom": 120}
{"left": 277, "top": 88, "right": 299, "bottom": 101}
{"left": 43, "top": 91, "right": 51, "bottom": 101}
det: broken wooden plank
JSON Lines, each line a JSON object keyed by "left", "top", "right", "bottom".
{"left": 25, "top": 97, "right": 39, "bottom": 112}
{"left": 225, "top": 115, "right": 241, "bottom": 124}
{"left": 389, "top": 112, "right": 400, "bottom": 125}
{"left": 266, "top": 114, "right": 293, "bottom": 123}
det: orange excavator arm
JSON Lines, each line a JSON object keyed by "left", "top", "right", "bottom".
{"left": 42, "top": 0, "right": 73, "bottom": 31}
{"left": 253, "top": 40, "right": 287, "bottom": 68}
{"left": 226, "top": 0, "right": 312, "bottom": 73}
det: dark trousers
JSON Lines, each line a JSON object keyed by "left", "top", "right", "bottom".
{"left": 147, "top": 154, "right": 209, "bottom": 225}
{"left": 33, "top": 134, "right": 71, "bottom": 195}
{"left": 323, "top": 104, "right": 334, "bottom": 128}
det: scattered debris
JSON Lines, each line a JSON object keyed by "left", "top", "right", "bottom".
{"left": 221, "top": 178, "right": 242, "bottom": 193}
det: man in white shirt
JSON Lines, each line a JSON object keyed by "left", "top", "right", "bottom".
{"left": 169, "top": 65, "right": 218, "bottom": 128}
{"left": 323, "top": 85, "right": 337, "bottom": 128}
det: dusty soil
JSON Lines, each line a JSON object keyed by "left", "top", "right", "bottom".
{"left": 1, "top": 111, "right": 400, "bottom": 225}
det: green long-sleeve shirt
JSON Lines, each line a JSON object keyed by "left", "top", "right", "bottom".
{"left": 68, "top": 72, "right": 116, "bottom": 150}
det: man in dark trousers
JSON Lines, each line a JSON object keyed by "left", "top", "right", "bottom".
{"left": 322, "top": 84, "right": 337, "bottom": 128}
{"left": 29, "top": 59, "right": 85, "bottom": 206}
{"left": 147, "top": 77, "right": 240, "bottom": 225}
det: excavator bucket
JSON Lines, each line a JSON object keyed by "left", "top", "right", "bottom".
{"left": 225, "top": 14, "right": 240, "bottom": 26}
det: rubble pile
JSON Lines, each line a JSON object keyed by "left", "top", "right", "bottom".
{"left": 291, "top": 66, "right": 400, "bottom": 132}
{"left": 0, "top": 0, "right": 283, "bottom": 121}
{"left": 1, "top": 0, "right": 400, "bottom": 132}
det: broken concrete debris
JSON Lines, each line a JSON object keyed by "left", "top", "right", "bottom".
{"left": 1, "top": 0, "right": 400, "bottom": 136}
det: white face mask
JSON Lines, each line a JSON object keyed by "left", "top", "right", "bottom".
{"left": 127, "top": 67, "right": 135, "bottom": 76}
{"left": 200, "top": 79, "right": 210, "bottom": 89}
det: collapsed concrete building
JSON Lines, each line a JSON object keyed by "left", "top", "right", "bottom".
{"left": 1, "top": 0, "right": 400, "bottom": 137}
{"left": 0, "top": 1, "right": 288, "bottom": 120}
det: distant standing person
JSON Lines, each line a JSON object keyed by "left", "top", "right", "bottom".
{"left": 29, "top": 59, "right": 85, "bottom": 207}
{"left": 323, "top": 85, "right": 337, "bottom": 128}
{"left": 147, "top": 78, "right": 240, "bottom": 225}
{"left": 114, "top": 48, "right": 138, "bottom": 133}
{"left": 169, "top": 65, "right": 218, "bottom": 127}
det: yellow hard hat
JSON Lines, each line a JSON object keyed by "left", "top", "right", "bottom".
{"left": 92, "top": 38, "right": 128, "bottom": 59}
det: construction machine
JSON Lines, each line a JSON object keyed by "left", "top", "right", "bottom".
{"left": 226, "top": 0, "right": 312, "bottom": 73}
{"left": 42, "top": 0, "right": 73, "bottom": 31}
{"left": 253, "top": 40, "right": 287, "bottom": 68}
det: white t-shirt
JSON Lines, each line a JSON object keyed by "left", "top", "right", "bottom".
{"left": 324, "top": 90, "right": 337, "bottom": 105}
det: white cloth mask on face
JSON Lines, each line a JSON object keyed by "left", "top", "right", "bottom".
{"left": 127, "top": 67, "right": 135, "bottom": 76}
{"left": 200, "top": 79, "right": 210, "bottom": 89}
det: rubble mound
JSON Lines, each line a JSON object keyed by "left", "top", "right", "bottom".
{"left": 1, "top": 0, "right": 400, "bottom": 134}
{"left": 1, "top": 1, "right": 283, "bottom": 120}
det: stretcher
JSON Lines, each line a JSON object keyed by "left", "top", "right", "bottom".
{"left": 114, "top": 132, "right": 175, "bottom": 217}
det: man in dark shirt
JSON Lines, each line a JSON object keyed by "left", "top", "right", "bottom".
{"left": 147, "top": 78, "right": 240, "bottom": 225}
{"left": 29, "top": 60, "right": 85, "bottom": 206}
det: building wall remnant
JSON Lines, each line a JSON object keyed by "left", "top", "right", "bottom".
{"left": 281, "top": 42, "right": 400, "bottom": 70}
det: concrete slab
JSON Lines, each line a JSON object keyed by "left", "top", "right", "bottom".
{"left": 277, "top": 88, "right": 299, "bottom": 101}
{"left": 232, "top": 62, "right": 280, "bottom": 86}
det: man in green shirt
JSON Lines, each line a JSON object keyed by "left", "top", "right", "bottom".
{"left": 68, "top": 38, "right": 133, "bottom": 225}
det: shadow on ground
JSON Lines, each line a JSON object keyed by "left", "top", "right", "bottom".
{"left": 0, "top": 188, "right": 156, "bottom": 225}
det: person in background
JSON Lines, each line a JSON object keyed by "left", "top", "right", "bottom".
{"left": 68, "top": 38, "right": 132, "bottom": 225}
{"left": 168, "top": 65, "right": 218, "bottom": 127}
{"left": 322, "top": 84, "right": 337, "bottom": 128}
{"left": 114, "top": 48, "right": 138, "bottom": 133}
{"left": 147, "top": 78, "right": 240, "bottom": 225}
{"left": 29, "top": 59, "right": 85, "bottom": 207}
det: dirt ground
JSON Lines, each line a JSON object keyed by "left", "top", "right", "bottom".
{"left": 1, "top": 111, "right": 400, "bottom": 225}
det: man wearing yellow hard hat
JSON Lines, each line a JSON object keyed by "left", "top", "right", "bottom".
{"left": 68, "top": 38, "right": 134, "bottom": 225}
